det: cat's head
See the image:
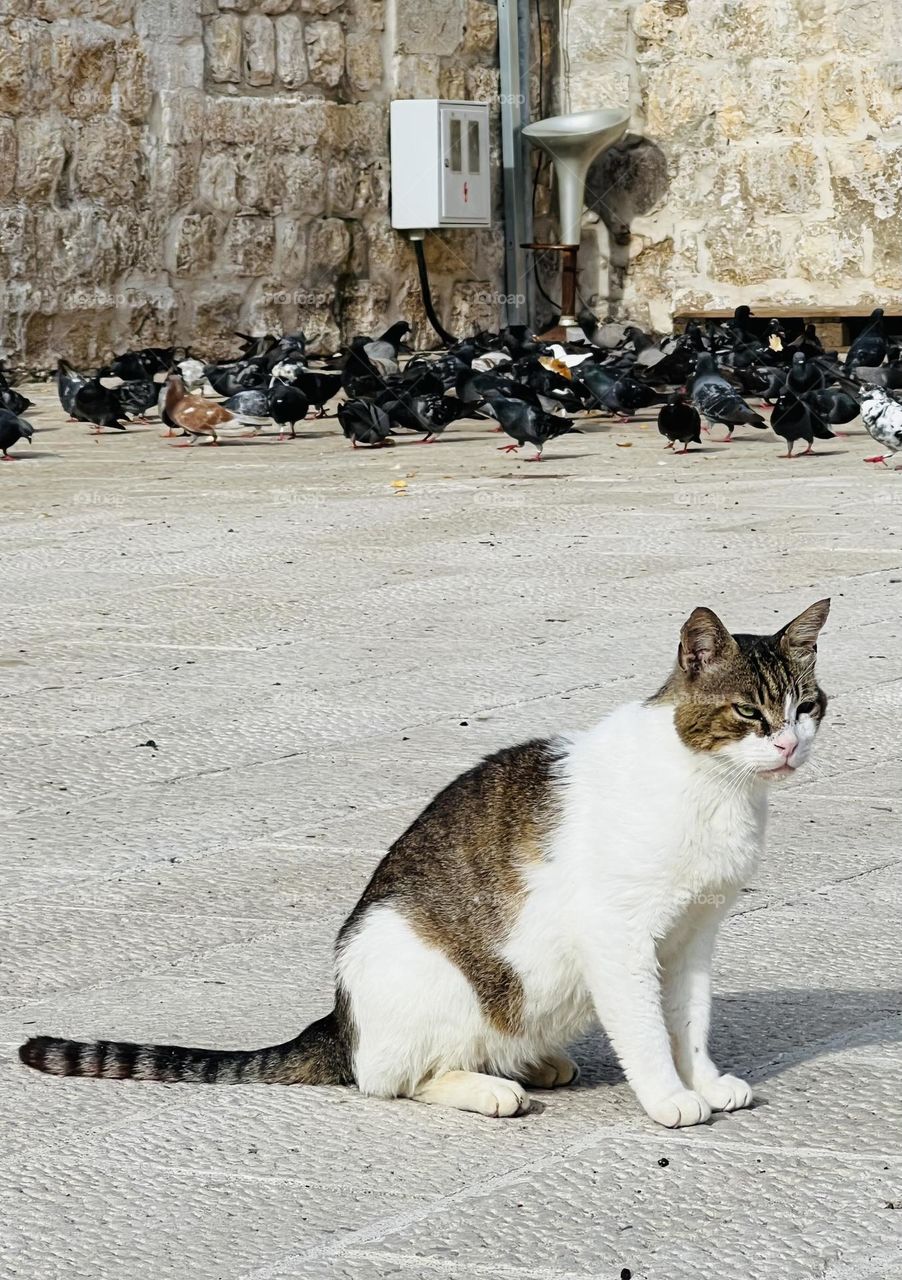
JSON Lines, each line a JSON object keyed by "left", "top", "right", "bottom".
{"left": 663, "top": 600, "right": 830, "bottom": 777}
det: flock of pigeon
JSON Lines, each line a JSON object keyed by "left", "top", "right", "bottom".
{"left": 2, "top": 305, "right": 902, "bottom": 466}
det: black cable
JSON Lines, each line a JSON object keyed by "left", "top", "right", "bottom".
{"left": 412, "top": 238, "right": 456, "bottom": 347}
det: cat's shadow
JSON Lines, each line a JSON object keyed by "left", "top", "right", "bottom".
{"left": 570, "top": 987, "right": 902, "bottom": 1089}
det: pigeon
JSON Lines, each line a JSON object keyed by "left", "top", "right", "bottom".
{"left": 851, "top": 344, "right": 902, "bottom": 389}
{"left": 803, "top": 387, "right": 860, "bottom": 430}
{"left": 101, "top": 347, "right": 175, "bottom": 381}
{"left": 162, "top": 376, "right": 249, "bottom": 445}
{"left": 785, "top": 351, "right": 825, "bottom": 397}
{"left": 379, "top": 392, "right": 473, "bottom": 443}
{"left": 177, "top": 357, "right": 207, "bottom": 391}
{"left": 117, "top": 379, "right": 161, "bottom": 420}
{"left": 0, "top": 410, "right": 33, "bottom": 460}
{"left": 485, "top": 397, "right": 574, "bottom": 461}
{"left": 221, "top": 389, "right": 271, "bottom": 419}
{"left": 267, "top": 381, "right": 310, "bottom": 439}
{"left": 338, "top": 398, "right": 393, "bottom": 447}
{"left": 688, "top": 354, "right": 767, "bottom": 439}
{"left": 72, "top": 380, "right": 127, "bottom": 432}
{"left": 0, "top": 384, "right": 32, "bottom": 416}
{"left": 844, "top": 308, "right": 887, "bottom": 370}
{"left": 657, "top": 392, "right": 702, "bottom": 453}
{"left": 56, "top": 359, "right": 87, "bottom": 417}
{"left": 770, "top": 392, "right": 834, "bottom": 458}
{"left": 273, "top": 364, "right": 342, "bottom": 417}
{"left": 860, "top": 388, "right": 902, "bottom": 466}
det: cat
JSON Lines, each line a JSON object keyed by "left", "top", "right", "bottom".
{"left": 20, "top": 599, "right": 830, "bottom": 1128}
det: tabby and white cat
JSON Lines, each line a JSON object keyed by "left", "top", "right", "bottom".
{"left": 21, "top": 600, "right": 830, "bottom": 1127}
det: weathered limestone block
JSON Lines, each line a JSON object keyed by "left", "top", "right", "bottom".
{"left": 241, "top": 281, "right": 286, "bottom": 333}
{"left": 273, "top": 151, "right": 326, "bottom": 215}
{"left": 154, "top": 143, "right": 203, "bottom": 206}
{"left": 345, "top": 34, "right": 382, "bottom": 94}
{"left": 243, "top": 13, "right": 275, "bottom": 86}
{"left": 0, "top": 19, "right": 29, "bottom": 114}
{"left": 15, "top": 118, "right": 67, "bottom": 201}
{"left": 395, "top": 53, "right": 440, "bottom": 98}
{"left": 204, "top": 97, "right": 329, "bottom": 147}
{"left": 438, "top": 64, "right": 467, "bottom": 99}
{"left": 275, "top": 14, "right": 306, "bottom": 88}
{"left": 704, "top": 216, "right": 787, "bottom": 286}
{"left": 159, "top": 89, "right": 206, "bottom": 145}
{"left": 568, "top": 67, "right": 631, "bottom": 117}
{"left": 224, "top": 214, "right": 276, "bottom": 275}
{"left": 338, "top": 279, "right": 392, "bottom": 336}
{"left": 198, "top": 149, "right": 240, "bottom": 212}
{"left": 307, "top": 217, "right": 351, "bottom": 277}
{"left": 0, "top": 116, "right": 17, "bottom": 199}
{"left": 449, "top": 280, "right": 501, "bottom": 335}
{"left": 191, "top": 286, "right": 249, "bottom": 350}
{"left": 299, "top": 0, "right": 344, "bottom": 14}
{"left": 305, "top": 20, "right": 343, "bottom": 88}
{"left": 738, "top": 142, "right": 826, "bottom": 217}
{"left": 872, "top": 217, "right": 902, "bottom": 289}
{"left": 206, "top": 13, "right": 242, "bottom": 82}
{"left": 74, "top": 118, "right": 142, "bottom": 202}
{"left": 120, "top": 287, "right": 179, "bottom": 347}
{"left": 861, "top": 62, "right": 902, "bottom": 131}
{"left": 829, "top": 139, "right": 902, "bottom": 222}
{"left": 466, "top": 65, "right": 499, "bottom": 102}
{"left": 817, "top": 58, "right": 866, "bottom": 135}
{"left": 0, "top": 208, "right": 29, "bottom": 274}
{"left": 274, "top": 216, "right": 307, "bottom": 278}
{"left": 34, "top": 0, "right": 133, "bottom": 22}
{"left": 329, "top": 102, "right": 386, "bottom": 155}
{"left": 115, "top": 37, "right": 154, "bottom": 121}
{"left": 833, "top": 0, "right": 902, "bottom": 56}
{"left": 175, "top": 212, "right": 219, "bottom": 275}
{"left": 790, "top": 225, "right": 864, "bottom": 285}
{"left": 643, "top": 64, "right": 713, "bottom": 140}
{"left": 567, "top": 0, "right": 629, "bottom": 61}
{"left": 714, "top": 61, "right": 815, "bottom": 142}
{"left": 217, "top": 0, "right": 251, "bottom": 12}
{"left": 51, "top": 28, "right": 119, "bottom": 119}
{"left": 326, "top": 157, "right": 364, "bottom": 217}
{"left": 461, "top": 0, "right": 498, "bottom": 56}
{"left": 395, "top": 0, "right": 464, "bottom": 55}
{"left": 633, "top": 0, "right": 688, "bottom": 49}
{"left": 260, "top": 0, "right": 294, "bottom": 13}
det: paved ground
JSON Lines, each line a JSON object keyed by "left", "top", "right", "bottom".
{"left": 3, "top": 381, "right": 902, "bottom": 1280}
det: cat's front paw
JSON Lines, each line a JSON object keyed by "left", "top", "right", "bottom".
{"left": 696, "top": 1073, "right": 754, "bottom": 1113}
{"left": 643, "top": 1087, "right": 712, "bottom": 1128}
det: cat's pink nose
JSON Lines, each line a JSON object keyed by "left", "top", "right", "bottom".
{"left": 773, "top": 731, "right": 798, "bottom": 758}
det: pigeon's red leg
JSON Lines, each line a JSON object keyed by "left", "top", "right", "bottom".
{"left": 799, "top": 444, "right": 814, "bottom": 456}
{"left": 497, "top": 444, "right": 519, "bottom": 453}
{"left": 1, "top": 454, "right": 15, "bottom": 462}
{"left": 679, "top": 443, "right": 691, "bottom": 453}
{"left": 664, "top": 440, "right": 675, "bottom": 449}
{"left": 864, "top": 455, "right": 889, "bottom": 465}
{"left": 489, "top": 425, "right": 504, "bottom": 433}
{"left": 524, "top": 451, "right": 544, "bottom": 462}
{"left": 718, "top": 435, "right": 734, "bottom": 442}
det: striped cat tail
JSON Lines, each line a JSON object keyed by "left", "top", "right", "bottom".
{"left": 18, "top": 1008, "right": 352, "bottom": 1086}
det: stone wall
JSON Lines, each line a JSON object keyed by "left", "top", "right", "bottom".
{"left": 0, "top": 0, "right": 514, "bottom": 367}
{"left": 564, "top": 0, "right": 902, "bottom": 331}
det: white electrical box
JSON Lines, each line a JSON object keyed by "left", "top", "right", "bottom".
{"left": 390, "top": 99, "right": 491, "bottom": 230}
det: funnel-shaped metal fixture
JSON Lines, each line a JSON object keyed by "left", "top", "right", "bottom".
{"left": 522, "top": 108, "right": 630, "bottom": 246}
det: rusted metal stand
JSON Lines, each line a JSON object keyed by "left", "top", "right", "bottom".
{"left": 521, "top": 241, "right": 582, "bottom": 343}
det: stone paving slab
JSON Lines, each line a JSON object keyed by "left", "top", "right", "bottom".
{"left": 3, "top": 386, "right": 902, "bottom": 1279}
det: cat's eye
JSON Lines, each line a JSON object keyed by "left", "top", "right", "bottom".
{"left": 797, "top": 700, "right": 817, "bottom": 716}
{"left": 733, "top": 704, "right": 760, "bottom": 719}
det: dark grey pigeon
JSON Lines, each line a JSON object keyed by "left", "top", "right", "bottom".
{"left": 688, "top": 354, "right": 767, "bottom": 439}
{"left": 0, "top": 409, "right": 33, "bottom": 460}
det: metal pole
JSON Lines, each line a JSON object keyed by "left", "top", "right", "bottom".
{"left": 498, "top": 0, "right": 529, "bottom": 326}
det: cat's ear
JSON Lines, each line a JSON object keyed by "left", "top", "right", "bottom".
{"left": 778, "top": 598, "right": 830, "bottom": 657}
{"left": 678, "top": 607, "right": 736, "bottom": 676}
